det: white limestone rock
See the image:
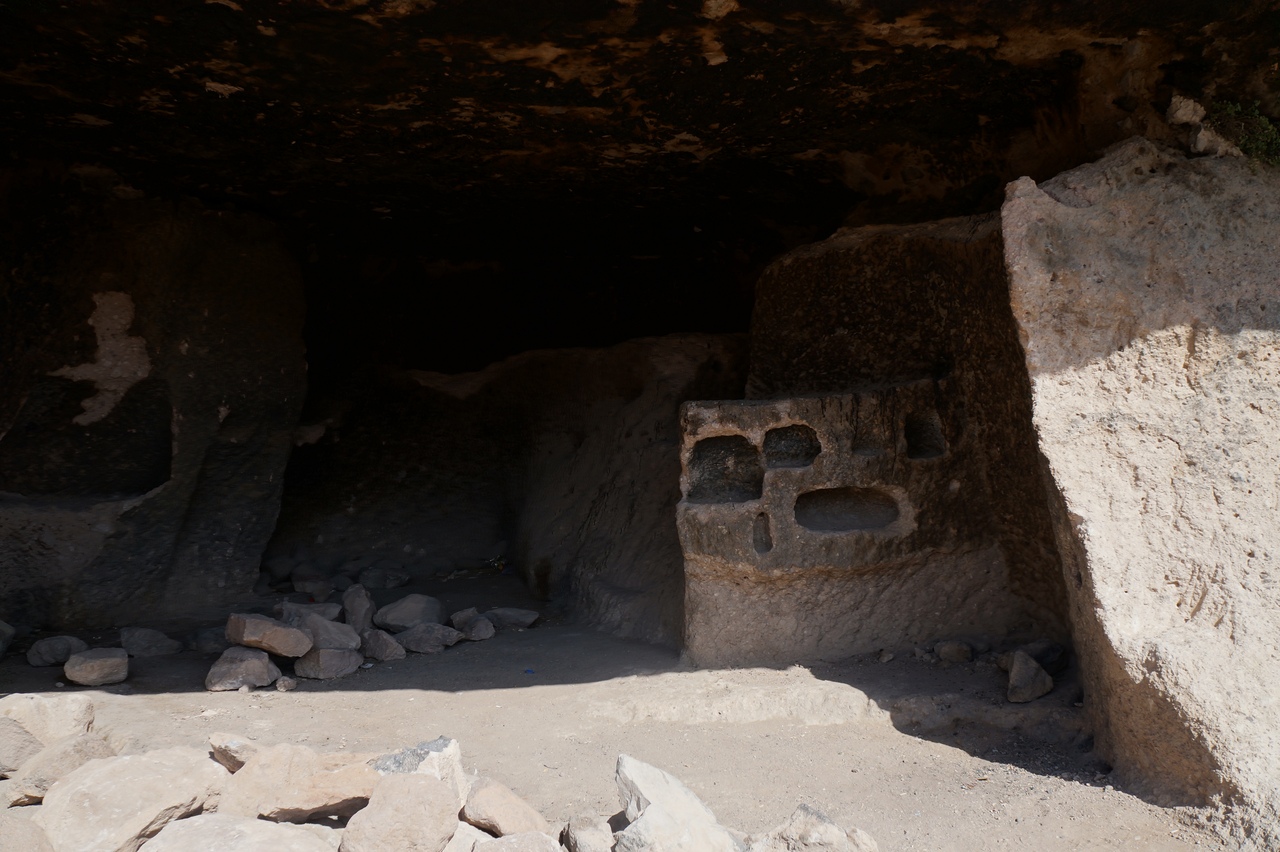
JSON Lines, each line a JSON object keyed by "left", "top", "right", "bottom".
{"left": 746, "top": 804, "right": 879, "bottom": 852}
{"left": 461, "top": 777, "right": 550, "bottom": 837}
{"left": 141, "top": 813, "right": 335, "bottom": 852}
{"left": 33, "top": 746, "right": 228, "bottom": 852}
{"left": 0, "top": 810, "right": 54, "bottom": 852}
{"left": 0, "top": 694, "right": 95, "bottom": 745}
{"left": 0, "top": 717, "right": 43, "bottom": 776}
{"left": 5, "top": 732, "right": 115, "bottom": 805}
{"left": 209, "top": 731, "right": 260, "bottom": 773}
{"left": 1003, "top": 137, "right": 1280, "bottom": 841}
{"left": 219, "top": 742, "right": 379, "bottom": 822}
{"left": 338, "top": 774, "right": 458, "bottom": 852}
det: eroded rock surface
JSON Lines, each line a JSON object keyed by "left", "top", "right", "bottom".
{"left": 1003, "top": 138, "right": 1280, "bottom": 845}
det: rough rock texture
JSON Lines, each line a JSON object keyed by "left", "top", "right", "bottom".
{"left": 746, "top": 804, "right": 879, "bottom": 852}
{"left": 120, "top": 627, "right": 181, "bottom": 657}
{"left": 209, "top": 732, "right": 259, "bottom": 773}
{"left": 3, "top": 0, "right": 1274, "bottom": 242}
{"left": 141, "top": 814, "right": 336, "bottom": 852}
{"left": 612, "top": 755, "right": 741, "bottom": 851}
{"left": 205, "top": 646, "right": 282, "bottom": 692}
{"left": 0, "top": 190, "right": 306, "bottom": 629}
{"left": 63, "top": 648, "right": 128, "bottom": 686}
{"left": 33, "top": 746, "right": 228, "bottom": 852}
{"left": 295, "top": 648, "right": 364, "bottom": 680}
{"left": 219, "top": 742, "right": 379, "bottom": 822}
{"left": 485, "top": 609, "right": 539, "bottom": 630}
{"left": 680, "top": 215, "right": 1065, "bottom": 665}
{"left": 0, "top": 811, "right": 55, "bottom": 852}
{"left": 613, "top": 802, "right": 739, "bottom": 852}
{"left": 360, "top": 629, "right": 406, "bottom": 662}
{"left": 397, "top": 623, "right": 463, "bottom": 654}
{"left": 296, "top": 612, "right": 361, "bottom": 651}
{"left": 26, "top": 636, "right": 88, "bottom": 667}
{"left": 339, "top": 774, "right": 458, "bottom": 852}
{"left": 227, "top": 613, "right": 314, "bottom": 658}
{"left": 0, "top": 717, "right": 43, "bottom": 775}
{"left": 444, "top": 823, "right": 498, "bottom": 852}
{"left": 0, "top": 620, "right": 13, "bottom": 658}
{"left": 342, "top": 586, "right": 376, "bottom": 634}
{"left": 1003, "top": 138, "right": 1280, "bottom": 844}
{"left": 4, "top": 732, "right": 115, "bottom": 805}
{"left": 1006, "top": 651, "right": 1054, "bottom": 704}
{"left": 560, "top": 815, "right": 615, "bottom": 852}
{"left": 462, "top": 777, "right": 550, "bottom": 837}
{"left": 269, "top": 334, "right": 746, "bottom": 647}
{"left": 375, "top": 595, "right": 445, "bottom": 632}
{"left": 617, "top": 753, "right": 718, "bottom": 824}
{"left": 474, "top": 835, "right": 561, "bottom": 852}
{"left": 0, "top": 694, "right": 94, "bottom": 745}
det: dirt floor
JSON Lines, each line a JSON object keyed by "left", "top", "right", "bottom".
{"left": 0, "top": 575, "right": 1229, "bottom": 851}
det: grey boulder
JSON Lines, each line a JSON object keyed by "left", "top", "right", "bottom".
{"left": 26, "top": 636, "right": 88, "bottom": 667}
{"left": 64, "top": 648, "right": 128, "bottom": 686}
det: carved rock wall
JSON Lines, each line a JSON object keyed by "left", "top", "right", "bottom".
{"left": 679, "top": 215, "right": 1066, "bottom": 665}
{"left": 0, "top": 178, "right": 306, "bottom": 628}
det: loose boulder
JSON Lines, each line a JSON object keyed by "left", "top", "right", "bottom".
{"left": 33, "top": 746, "right": 228, "bottom": 852}
{"left": 0, "top": 717, "right": 43, "bottom": 775}
{"left": 226, "top": 613, "right": 313, "bottom": 658}
{"left": 296, "top": 612, "right": 361, "bottom": 651}
{"left": 140, "top": 813, "right": 335, "bottom": 852}
{"left": 474, "top": 834, "right": 561, "bottom": 852}
{"left": 219, "top": 742, "right": 379, "bottom": 821}
{"left": 445, "top": 823, "right": 498, "bottom": 852}
{"left": 1006, "top": 651, "right": 1054, "bottom": 704}
{"left": 560, "top": 815, "right": 615, "bottom": 852}
{"left": 484, "top": 609, "right": 539, "bottom": 630}
{"left": 64, "top": 648, "right": 128, "bottom": 686}
{"left": 209, "top": 732, "right": 261, "bottom": 772}
{"left": 206, "top": 646, "right": 282, "bottom": 692}
{"left": 0, "top": 811, "right": 55, "bottom": 852}
{"left": 4, "top": 732, "right": 115, "bottom": 805}
{"left": 1003, "top": 137, "right": 1280, "bottom": 835}
{"left": 375, "top": 595, "right": 445, "bottom": 632}
{"left": 360, "top": 629, "right": 406, "bottom": 662}
{"left": 746, "top": 804, "right": 879, "bottom": 852}
{"left": 120, "top": 627, "right": 182, "bottom": 657}
{"left": 461, "top": 777, "right": 550, "bottom": 836}
{"left": 0, "top": 694, "right": 95, "bottom": 745}
{"left": 342, "top": 585, "right": 376, "bottom": 634}
{"left": 339, "top": 774, "right": 458, "bottom": 852}
{"left": 26, "top": 636, "right": 88, "bottom": 667}
{"left": 397, "top": 623, "right": 463, "bottom": 654}
{"left": 294, "top": 648, "right": 364, "bottom": 680}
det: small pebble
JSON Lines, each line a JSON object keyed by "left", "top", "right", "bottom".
{"left": 360, "top": 662, "right": 374, "bottom": 669}
{"left": 276, "top": 676, "right": 297, "bottom": 692}
{"left": 238, "top": 685, "right": 253, "bottom": 694}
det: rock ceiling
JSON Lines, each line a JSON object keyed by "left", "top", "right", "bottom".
{"left": 3, "top": 0, "right": 1275, "bottom": 230}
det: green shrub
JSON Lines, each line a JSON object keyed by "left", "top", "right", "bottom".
{"left": 1207, "top": 100, "right": 1280, "bottom": 166}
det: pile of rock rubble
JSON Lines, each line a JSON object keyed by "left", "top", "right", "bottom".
{"left": 0, "top": 692, "right": 878, "bottom": 852}
{"left": 0, "top": 587, "right": 540, "bottom": 692}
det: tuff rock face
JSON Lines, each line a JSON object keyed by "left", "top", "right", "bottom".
{"left": 1003, "top": 138, "right": 1280, "bottom": 846}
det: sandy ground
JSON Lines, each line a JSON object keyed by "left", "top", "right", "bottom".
{"left": 0, "top": 576, "right": 1229, "bottom": 851}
